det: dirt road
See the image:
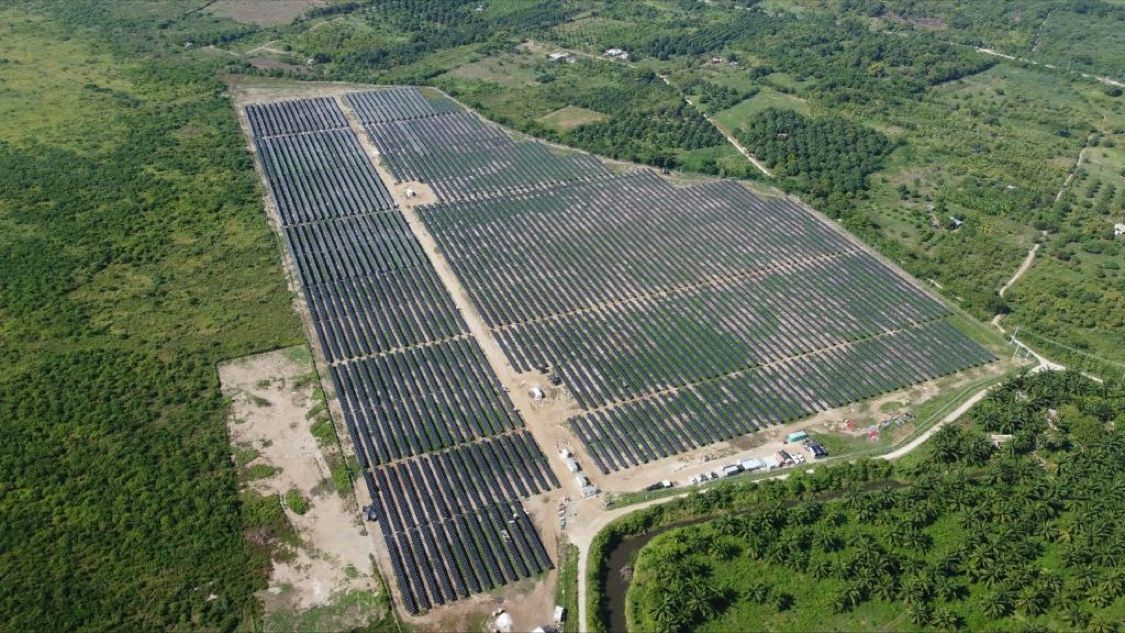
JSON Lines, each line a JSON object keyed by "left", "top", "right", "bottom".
{"left": 998, "top": 243, "right": 1039, "bottom": 298}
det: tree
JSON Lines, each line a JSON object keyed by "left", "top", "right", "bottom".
{"left": 907, "top": 604, "right": 932, "bottom": 627}
{"left": 745, "top": 581, "right": 771, "bottom": 605}
{"left": 1089, "top": 616, "right": 1120, "bottom": 633}
{"left": 931, "top": 607, "right": 963, "bottom": 632}
{"left": 981, "top": 590, "right": 1012, "bottom": 619}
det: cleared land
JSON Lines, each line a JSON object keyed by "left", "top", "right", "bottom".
{"left": 205, "top": 0, "right": 325, "bottom": 27}
{"left": 220, "top": 347, "right": 386, "bottom": 631}
{"left": 539, "top": 105, "right": 610, "bottom": 131}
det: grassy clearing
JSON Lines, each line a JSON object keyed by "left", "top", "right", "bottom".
{"left": 712, "top": 86, "right": 807, "bottom": 130}
{"left": 538, "top": 105, "right": 609, "bottom": 131}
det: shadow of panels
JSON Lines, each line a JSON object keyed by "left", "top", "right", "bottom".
{"left": 370, "top": 432, "right": 557, "bottom": 614}
{"left": 571, "top": 319, "right": 997, "bottom": 473}
{"left": 367, "top": 432, "right": 559, "bottom": 614}
{"left": 346, "top": 87, "right": 460, "bottom": 124}
{"left": 330, "top": 337, "right": 525, "bottom": 467}
{"left": 245, "top": 96, "right": 348, "bottom": 138}
{"left": 305, "top": 266, "right": 468, "bottom": 363}
{"left": 372, "top": 431, "right": 559, "bottom": 535}
{"left": 282, "top": 213, "right": 424, "bottom": 289}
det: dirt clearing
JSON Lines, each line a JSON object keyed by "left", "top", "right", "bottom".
{"left": 220, "top": 347, "right": 385, "bottom": 631}
{"left": 205, "top": 0, "right": 325, "bottom": 27}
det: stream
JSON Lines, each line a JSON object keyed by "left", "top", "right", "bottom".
{"left": 602, "top": 518, "right": 710, "bottom": 633}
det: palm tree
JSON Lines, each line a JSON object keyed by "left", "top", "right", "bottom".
{"left": 651, "top": 592, "right": 679, "bottom": 630}
{"left": 713, "top": 515, "right": 739, "bottom": 537}
{"left": 1016, "top": 588, "right": 1047, "bottom": 617}
{"left": 930, "top": 607, "right": 963, "bottom": 632}
{"left": 1065, "top": 605, "right": 1090, "bottom": 629}
{"left": 1089, "top": 581, "right": 1114, "bottom": 609}
{"left": 872, "top": 575, "right": 898, "bottom": 602}
{"left": 809, "top": 557, "right": 832, "bottom": 580}
{"left": 981, "top": 590, "right": 1012, "bottom": 619}
{"left": 745, "top": 581, "right": 771, "bottom": 605}
{"left": 906, "top": 604, "right": 932, "bottom": 628}
{"left": 1088, "top": 616, "right": 1119, "bottom": 633}
{"left": 935, "top": 577, "right": 965, "bottom": 602}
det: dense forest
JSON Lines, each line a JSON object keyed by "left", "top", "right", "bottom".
{"left": 604, "top": 372, "right": 1124, "bottom": 632}
{"left": 0, "top": 5, "right": 301, "bottom": 631}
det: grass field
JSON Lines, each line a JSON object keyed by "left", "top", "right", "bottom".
{"left": 712, "top": 86, "right": 808, "bottom": 131}
{"left": 538, "top": 105, "right": 609, "bottom": 131}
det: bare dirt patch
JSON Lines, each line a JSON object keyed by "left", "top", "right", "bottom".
{"left": 205, "top": 0, "right": 325, "bottom": 27}
{"left": 220, "top": 347, "right": 383, "bottom": 630}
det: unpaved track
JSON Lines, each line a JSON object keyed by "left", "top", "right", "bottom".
{"left": 998, "top": 242, "right": 1039, "bottom": 298}
{"left": 659, "top": 73, "right": 773, "bottom": 177}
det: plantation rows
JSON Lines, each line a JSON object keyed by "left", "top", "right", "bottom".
{"left": 283, "top": 213, "right": 425, "bottom": 288}
{"left": 362, "top": 110, "right": 610, "bottom": 201}
{"left": 571, "top": 320, "right": 996, "bottom": 472}
{"left": 255, "top": 128, "right": 396, "bottom": 225}
{"left": 496, "top": 252, "right": 950, "bottom": 408}
{"left": 330, "top": 337, "right": 524, "bottom": 466}
{"left": 382, "top": 501, "right": 551, "bottom": 613}
{"left": 249, "top": 96, "right": 558, "bottom": 614}
{"left": 347, "top": 86, "right": 460, "bottom": 123}
{"left": 420, "top": 172, "right": 857, "bottom": 326}
{"left": 306, "top": 266, "right": 467, "bottom": 363}
{"left": 245, "top": 96, "right": 347, "bottom": 138}
{"left": 372, "top": 431, "right": 558, "bottom": 535}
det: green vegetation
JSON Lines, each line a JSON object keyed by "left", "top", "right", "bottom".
{"left": 442, "top": 56, "right": 727, "bottom": 169}
{"left": 868, "top": 0, "right": 1125, "bottom": 80}
{"left": 736, "top": 108, "right": 897, "bottom": 214}
{"left": 284, "top": 488, "right": 310, "bottom": 516}
{"left": 613, "top": 372, "right": 1124, "bottom": 632}
{"left": 0, "top": 4, "right": 301, "bottom": 631}
{"left": 247, "top": 463, "right": 281, "bottom": 481}
{"left": 557, "top": 544, "right": 580, "bottom": 633}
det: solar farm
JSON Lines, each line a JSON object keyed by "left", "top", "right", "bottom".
{"left": 241, "top": 86, "right": 995, "bottom": 616}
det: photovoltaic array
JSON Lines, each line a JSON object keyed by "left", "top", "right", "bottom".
{"left": 245, "top": 88, "right": 997, "bottom": 613}
{"left": 334, "top": 90, "right": 998, "bottom": 474}
{"left": 348, "top": 88, "right": 611, "bottom": 201}
{"left": 245, "top": 96, "right": 557, "bottom": 614}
